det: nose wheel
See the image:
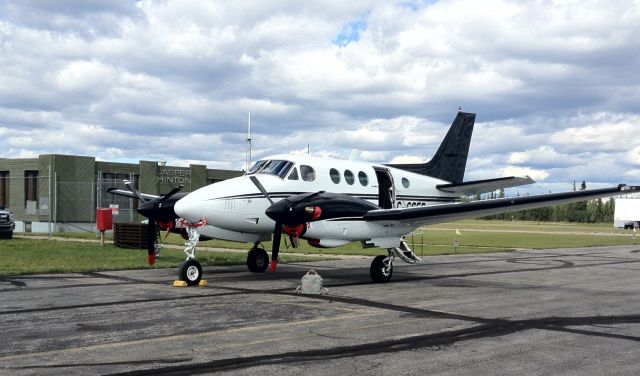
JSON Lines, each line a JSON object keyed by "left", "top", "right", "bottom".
{"left": 179, "top": 259, "right": 202, "bottom": 286}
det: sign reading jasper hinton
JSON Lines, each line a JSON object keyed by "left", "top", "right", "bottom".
{"left": 158, "top": 168, "right": 191, "bottom": 184}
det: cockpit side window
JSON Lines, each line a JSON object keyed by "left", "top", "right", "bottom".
{"left": 300, "top": 165, "right": 316, "bottom": 182}
{"left": 247, "top": 160, "right": 267, "bottom": 174}
{"left": 288, "top": 167, "right": 299, "bottom": 180}
{"left": 247, "top": 160, "right": 293, "bottom": 179}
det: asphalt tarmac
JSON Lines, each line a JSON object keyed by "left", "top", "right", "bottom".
{"left": 1, "top": 245, "right": 640, "bottom": 375}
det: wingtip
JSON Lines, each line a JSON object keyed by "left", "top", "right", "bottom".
{"left": 620, "top": 184, "right": 640, "bottom": 192}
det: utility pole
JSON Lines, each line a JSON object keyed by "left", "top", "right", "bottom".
{"left": 245, "top": 112, "right": 252, "bottom": 171}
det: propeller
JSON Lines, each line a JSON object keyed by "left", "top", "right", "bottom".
{"left": 250, "top": 176, "right": 282, "bottom": 271}
{"left": 249, "top": 176, "right": 325, "bottom": 272}
{"left": 124, "top": 180, "right": 149, "bottom": 203}
{"left": 120, "top": 182, "right": 184, "bottom": 265}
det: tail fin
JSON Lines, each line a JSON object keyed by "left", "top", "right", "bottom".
{"left": 387, "top": 111, "right": 475, "bottom": 184}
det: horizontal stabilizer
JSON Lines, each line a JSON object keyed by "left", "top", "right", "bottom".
{"left": 436, "top": 176, "right": 535, "bottom": 196}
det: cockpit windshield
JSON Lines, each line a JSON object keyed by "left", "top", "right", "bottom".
{"left": 246, "top": 160, "right": 294, "bottom": 179}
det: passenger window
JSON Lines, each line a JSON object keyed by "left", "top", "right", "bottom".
{"left": 301, "top": 165, "right": 316, "bottom": 182}
{"left": 330, "top": 168, "right": 341, "bottom": 184}
{"left": 288, "top": 168, "right": 299, "bottom": 180}
{"left": 344, "top": 170, "right": 354, "bottom": 185}
{"left": 358, "top": 171, "right": 368, "bottom": 186}
{"left": 402, "top": 177, "right": 410, "bottom": 188}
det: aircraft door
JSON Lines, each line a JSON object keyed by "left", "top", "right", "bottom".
{"left": 374, "top": 167, "right": 396, "bottom": 209}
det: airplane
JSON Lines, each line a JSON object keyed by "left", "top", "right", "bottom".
{"left": 109, "top": 110, "right": 639, "bottom": 285}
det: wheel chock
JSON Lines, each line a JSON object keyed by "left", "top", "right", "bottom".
{"left": 198, "top": 279, "right": 208, "bottom": 287}
{"left": 173, "top": 280, "right": 188, "bottom": 287}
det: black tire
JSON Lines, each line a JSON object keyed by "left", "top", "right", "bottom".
{"left": 178, "top": 259, "right": 202, "bottom": 286}
{"left": 247, "top": 248, "right": 269, "bottom": 273}
{"left": 370, "top": 255, "right": 392, "bottom": 283}
{"left": 0, "top": 232, "right": 11, "bottom": 240}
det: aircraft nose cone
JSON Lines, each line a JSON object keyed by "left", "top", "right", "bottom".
{"left": 174, "top": 195, "right": 202, "bottom": 222}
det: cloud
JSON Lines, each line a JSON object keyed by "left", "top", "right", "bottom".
{"left": 0, "top": 0, "right": 639, "bottom": 191}
{"left": 507, "top": 146, "right": 581, "bottom": 168}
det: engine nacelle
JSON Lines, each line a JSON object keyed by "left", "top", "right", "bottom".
{"left": 307, "top": 238, "right": 351, "bottom": 248}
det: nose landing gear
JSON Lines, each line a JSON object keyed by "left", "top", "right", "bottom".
{"left": 176, "top": 218, "right": 207, "bottom": 286}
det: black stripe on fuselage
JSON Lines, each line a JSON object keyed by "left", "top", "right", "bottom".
{"left": 213, "top": 192, "right": 459, "bottom": 203}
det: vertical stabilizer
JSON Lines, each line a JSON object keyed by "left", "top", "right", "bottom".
{"left": 387, "top": 111, "right": 475, "bottom": 183}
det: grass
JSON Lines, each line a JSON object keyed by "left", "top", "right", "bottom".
{"left": 3, "top": 219, "right": 639, "bottom": 276}
{"left": 0, "top": 238, "right": 329, "bottom": 276}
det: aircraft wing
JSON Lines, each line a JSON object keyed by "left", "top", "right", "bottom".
{"left": 364, "top": 184, "right": 638, "bottom": 226}
{"left": 436, "top": 176, "right": 535, "bottom": 196}
{"left": 106, "top": 188, "right": 159, "bottom": 202}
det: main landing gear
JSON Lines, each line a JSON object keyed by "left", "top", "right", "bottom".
{"left": 370, "top": 240, "right": 422, "bottom": 283}
{"left": 247, "top": 244, "right": 269, "bottom": 273}
{"left": 370, "top": 254, "right": 394, "bottom": 283}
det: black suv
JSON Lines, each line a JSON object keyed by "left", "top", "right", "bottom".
{"left": 0, "top": 207, "right": 15, "bottom": 239}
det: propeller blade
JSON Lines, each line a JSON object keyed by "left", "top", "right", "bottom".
{"left": 249, "top": 176, "right": 274, "bottom": 205}
{"left": 298, "top": 190, "right": 325, "bottom": 203}
{"left": 269, "top": 222, "right": 283, "bottom": 272}
{"left": 147, "top": 217, "right": 157, "bottom": 265}
{"left": 158, "top": 185, "right": 184, "bottom": 203}
{"left": 124, "top": 180, "right": 149, "bottom": 203}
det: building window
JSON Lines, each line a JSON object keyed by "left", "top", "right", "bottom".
{"left": 330, "top": 168, "right": 341, "bottom": 184}
{"left": 24, "top": 170, "right": 38, "bottom": 207}
{"left": 0, "top": 171, "right": 8, "bottom": 208}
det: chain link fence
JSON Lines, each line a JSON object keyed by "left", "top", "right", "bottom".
{"left": 1, "top": 175, "right": 140, "bottom": 235}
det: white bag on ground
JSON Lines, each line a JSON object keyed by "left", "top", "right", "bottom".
{"left": 296, "top": 270, "right": 328, "bottom": 295}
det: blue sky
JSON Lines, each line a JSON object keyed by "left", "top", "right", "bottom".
{"left": 334, "top": 18, "right": 368, "bottom": 47}
{"left": 1, "top": 0, "right": 639, "bottom": 194}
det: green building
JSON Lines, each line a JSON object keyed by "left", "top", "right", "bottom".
{"left": 0, "top": 154, "right": 242, "bottom": 233}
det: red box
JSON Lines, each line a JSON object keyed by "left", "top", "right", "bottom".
{"left": 96, "top": 208, "right": 113, "bottom": 231}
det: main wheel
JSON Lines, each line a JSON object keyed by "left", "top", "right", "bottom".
{"left": 178, "top": 259, "right": 202, "bottom": 286}
{"left": 247, "top": 248, "right": 269, "bottom": 273}
{"left": 370, "top": 255, "right": 392, "bottom": 283}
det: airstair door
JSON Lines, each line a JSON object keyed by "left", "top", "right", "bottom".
{"left": 374, "top": 167, "right": 396, "bottom": 209}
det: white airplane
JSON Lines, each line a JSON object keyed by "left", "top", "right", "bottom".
{"left": 110, "top": 111, "right": 638, "bottom": 285}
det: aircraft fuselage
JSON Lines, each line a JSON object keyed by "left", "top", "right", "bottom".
{"left": 174, "top": 154, "right": 458, "bottom": 248}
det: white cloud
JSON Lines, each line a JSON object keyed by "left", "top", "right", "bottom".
{"left": 498, "top": 166, "right": 550, "bottom": 182}
{"left": 627, "top": 146, "right": 640, "bottom": 165}
{"left": 0, "top": 0, "right": 639, "bottom": 190}
{"left": 507, "top": 146, "right": 580, "bottom": 167}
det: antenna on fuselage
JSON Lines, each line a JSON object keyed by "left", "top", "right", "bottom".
{"left": 245, "top": 112, "right": 252, "bottom": 171}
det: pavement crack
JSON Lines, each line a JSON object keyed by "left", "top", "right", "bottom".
{"left": 103, "top": 313, "right": 640, "bottom": 375}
